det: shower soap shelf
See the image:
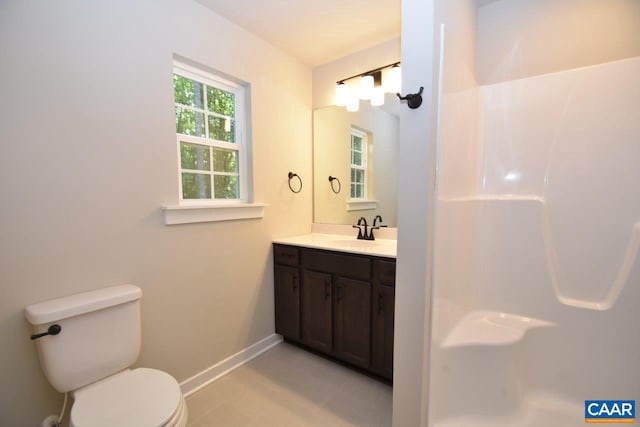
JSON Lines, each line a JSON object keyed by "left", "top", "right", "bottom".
{"left": 441, "top": 310, "right": 554, "bottom": 348}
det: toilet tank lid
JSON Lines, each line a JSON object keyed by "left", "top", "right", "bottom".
{"left": 25, "top": 285, "right": 142, "bottom": 325}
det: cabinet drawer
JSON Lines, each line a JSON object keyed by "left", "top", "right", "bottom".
{"left": 274, "top": 245, "right": 300, "bottom": 266}
{"left": 302, "top": 249, "right": 371, "bottom": 281}
{"left": 374, "top": 259, "right": 396, "bottom": 287}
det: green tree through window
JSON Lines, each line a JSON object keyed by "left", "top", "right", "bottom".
{"left": 173, "top": 64, "right": 245, "bottom": 201}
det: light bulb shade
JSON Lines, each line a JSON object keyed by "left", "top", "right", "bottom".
{"left": 371, "top": 87, "right": 385, "bottom": 106}
{"left": 359, "top": 75, "right": 374, "bottom": 100}
{"left": 335, "top": 82, "right": 348, "bottom": 106}
{"left": 384, "top": 65, "right": 401, "bottom": 93}
{"left": 346, "top": 95, "right": 359, "bottom": 112}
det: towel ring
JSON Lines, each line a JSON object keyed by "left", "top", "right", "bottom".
{"left": 288, "top": 172, "right": 302, "bottom": 193}
{"left": 328, "top": 176, "right": 341, "bottom": 194}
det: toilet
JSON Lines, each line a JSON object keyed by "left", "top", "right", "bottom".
{"left": 25, "top": 285, "right": 188, "bottom": 427}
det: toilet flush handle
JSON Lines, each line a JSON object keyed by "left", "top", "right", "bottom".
{"left": 30, "top": 324, "right": 62, "bottom": 340}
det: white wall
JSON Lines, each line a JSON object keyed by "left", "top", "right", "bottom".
{"left": 476, "top": 0, "right": 640, "bottom": 84}
{"left": 393, "top": 0, "right": 439, "bottom": 424}
{"left": 0, "top": 1, "right": 311, "bottom": 425}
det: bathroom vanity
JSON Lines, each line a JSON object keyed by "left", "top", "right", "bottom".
{"left": 273, "top": 237, "right": 395, "bottom": 381}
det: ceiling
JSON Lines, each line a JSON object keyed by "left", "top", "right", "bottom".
{"left": 195, "top": 0, "right": 401, "bottom": 67}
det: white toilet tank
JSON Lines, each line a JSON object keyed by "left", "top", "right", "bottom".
{"left": 25, "top": 285, "right": 143, "bottom": 393}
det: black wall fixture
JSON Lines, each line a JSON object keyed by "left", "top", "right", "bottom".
{"left": 288, "top": 172, "right": 302, "bottom": 193}
{"left": 328, "top": 176, "right": 341, "bottom": 194}
{"left": 397, "top": 86, "right": 424, "bottom": 109}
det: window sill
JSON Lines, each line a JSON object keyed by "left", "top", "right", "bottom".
{"left": 346, "top": 199, "right": 378, "bottom": 211}
{"left": 162, "top": 203, "right": 266, "bottom": 225}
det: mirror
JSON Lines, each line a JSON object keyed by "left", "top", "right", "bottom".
{"left": 313, "top": 98, "right": 399, "bottom": 226}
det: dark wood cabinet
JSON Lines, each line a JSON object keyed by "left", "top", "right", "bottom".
{"left": 301, "top": 270, "right": 333, "bottom": 353}
{"left": 334, "top": 277, "right": 371, "bottom": 368}
{"left": 372, "top": 259, "right": 396, "bottom": 379}
{"left": 273, "top": 243, "right": 395, "bottom": 381}
{"left": 274, "top": 265, "right": 300, "bottom": 340}
{"left": 274, "top": 245, "right": 301, "bottom": 340}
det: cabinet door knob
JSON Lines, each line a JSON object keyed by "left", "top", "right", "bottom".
{"left": 292, "top": 275, "right": 298, "bottom": 291}
{"left": 378, "top": 292, "right": 384, "bottom": 314}
{"left": 324, "top": 280, "right": 330, "bottom": 300}
{"left": 337, "top": 284, "right": 343, "bottom": 302}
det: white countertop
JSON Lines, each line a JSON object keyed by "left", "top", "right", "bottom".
{"left": 273, "top": 233, "right": 397, "bottom": 258}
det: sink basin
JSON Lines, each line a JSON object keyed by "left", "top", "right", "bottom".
{"left": 330, "top": 239, "right": 380, "bottom": 248}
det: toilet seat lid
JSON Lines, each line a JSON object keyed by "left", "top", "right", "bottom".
{"left": 71, "top": 368, "right": 182, "bottom": 427}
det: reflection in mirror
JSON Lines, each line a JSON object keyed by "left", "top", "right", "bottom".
{"left": 313, "top": 100, "right": 398, "bottom": 226}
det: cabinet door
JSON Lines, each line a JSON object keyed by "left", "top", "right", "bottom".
{"left": 274, "top": 265, "right": 300, "bottom": 340}
{"left": 301, "top": 270, "right": 332, "bottom": 353}
{"left": 334, "top": 277, "right": 371, "bottom": 368}
{"left": 372, "top": 284, "right": 395, "bottom": 380}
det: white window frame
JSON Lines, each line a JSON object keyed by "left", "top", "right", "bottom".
{"left": 173, "top": 61, "right": 247, "bottom": 205}
{"left": 163, "top": 60, "right": 264, "bottom": 224}
{"left": 350, "top": 128, "right": 368, "bottom": 200}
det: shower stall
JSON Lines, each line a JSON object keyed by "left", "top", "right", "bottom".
{"left": 427, "top": 0, "right": 640, "bottom": 425}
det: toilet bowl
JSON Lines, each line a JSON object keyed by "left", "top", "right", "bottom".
{"left": 70, "top": 368, "right": 188, "bottom": 427}
{"left": 25, "top": 285, "right": 188, "bottom": 427}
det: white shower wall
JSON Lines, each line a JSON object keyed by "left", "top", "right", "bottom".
{"left": 478, "top": 56, "right": 640, "bottom": 308}
{"left": 429, "top": 7, "right": 640, "bottom": 424}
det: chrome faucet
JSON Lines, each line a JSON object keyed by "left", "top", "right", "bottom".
{"left": 352, "top": 217, "right": 369, "bottom": 240}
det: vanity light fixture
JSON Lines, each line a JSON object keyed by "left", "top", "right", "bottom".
{"left": 371, "top": 87, "right": 385, "bottom": 107}
{"left": 384, "top": 63, "right": 402, "bottom": 94}
{"left": 359, "top": 74, "right": 374, "bottom": 100}
{"left": 346, "top": 94, "right": 360, "bottom": 112}
{"left": 334, "top": 62, "right": 401, "bottom": 110}
{"left": 335, "top": 82, "right": 348, "bottom": 106}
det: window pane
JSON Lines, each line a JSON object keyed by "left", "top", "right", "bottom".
{"left": 174, "top": 75, "right": 204, "bottom": 109}
{"left": 208, "top": 116, "right": 235, "bottom": 142}
{"left": 351, "top": 183, "right": 363, "bottom": 198}
{"left": 214, "top": 175, "right": 238, "bottom": 199}
{"left": 352, "top": 136, "right": 362, "bottom": 151}
{"left": 182, "top": 173, "right": 211, "bottom": 199}
{"left": 351, "top": 183, "right": 364, "bottom": 198}
{"left": 207, "top": 86, "right": 235, "bottom": 117}
{"left": 213, "top": 148, "right": 238, "bottom": 173}
{"left": 180, "top": 142, "right": 210, "bottom": 171}
{"left": 352, "top": 151, "right": 362, "bottom": 166}
{"left": 176, "top": 107, "right": 205, "bottom": 137}
{"left": 352, "top": 169, "right": 364, "bottom": 183}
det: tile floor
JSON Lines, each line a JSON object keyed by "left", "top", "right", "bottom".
{"left": 186, "top": 342, "right": 392, "bottom": 426}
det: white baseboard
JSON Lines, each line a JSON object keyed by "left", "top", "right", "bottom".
{"left": 180, "top": 334, "right": 283, "bottom": 397}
